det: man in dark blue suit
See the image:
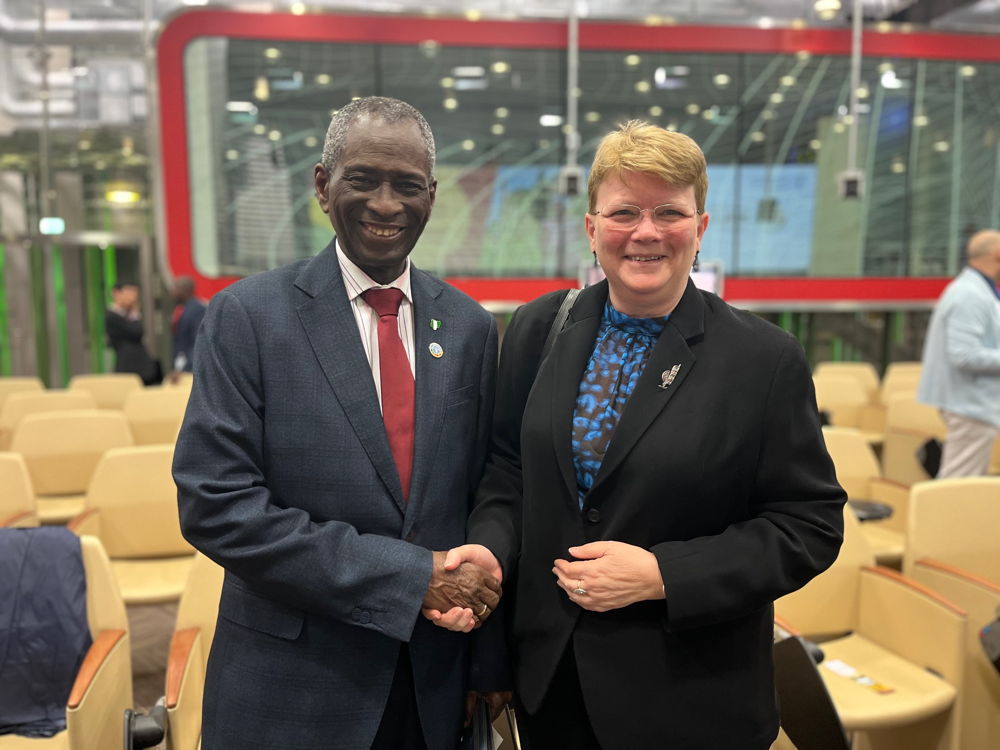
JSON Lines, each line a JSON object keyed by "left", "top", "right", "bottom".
{"left": 173, "top": 97, "right": 504, "bottom": 750}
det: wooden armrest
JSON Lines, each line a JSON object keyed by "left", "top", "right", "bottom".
{"left": 0, "top": 510, "right": 35, "bottom": 527}
{"left": 166, "top": 627, "right": 200, "bottom": 708}
{"left": 67, "top": 508, "right": 100, "bottom": 536}
{"left": 861, "top": 566, "right": 966, "bottom": 616}
{"left": 67, "top": 629, "right": 126, "bottom": 709}
{"left": 914, "top": 558, "right": 1000, "bottom": 594}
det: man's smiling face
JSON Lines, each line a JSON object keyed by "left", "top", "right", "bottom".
{"left": 315, "top": 116, "right": 436, "bottom": 284}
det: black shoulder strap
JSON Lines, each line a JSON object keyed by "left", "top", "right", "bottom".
{"left": 540, "top": 288, "right": 580, "bottom": 361}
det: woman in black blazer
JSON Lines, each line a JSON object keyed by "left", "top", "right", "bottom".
{"left": 448, "top": 122, "right": 846, "bottom": 749}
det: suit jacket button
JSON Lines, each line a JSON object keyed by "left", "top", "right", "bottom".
{"left": 359, "top": 611, "right": 372, "bottom": 625}
{"left": 351, "top": 607, "right": 362, "bottom": 622}
{"left": 586, "top": 508, "right": 601, "bottom": 523}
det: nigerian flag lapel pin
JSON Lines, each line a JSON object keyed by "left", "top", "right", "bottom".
{"left": 430, "top": 319, "right": 442, "bottom": 331}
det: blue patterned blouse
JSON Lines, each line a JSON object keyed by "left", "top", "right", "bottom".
{"left": 571, "top": 302, "right": 669, "bottom": 507}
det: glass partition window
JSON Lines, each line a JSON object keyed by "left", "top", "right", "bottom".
{"left": 182, "top": 34, "right": 1000, "bottom": 279}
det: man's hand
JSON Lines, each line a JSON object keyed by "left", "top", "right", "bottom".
{"left": 422, "top": 550, "right": 501, "bottom": 631}
{"left": 444, "top": 544, "right": 503, "bottom": 583}
{"left": 552, "top": 541, "right": 665, "bottom": 612}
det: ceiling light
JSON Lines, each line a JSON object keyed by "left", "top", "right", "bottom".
{"left": 464, "top": 10, "right": 481, "bottom": 21}
{"left": 960, "top": 65, "right": 976, "bottom": 77}
{"left": 304, "top": 136, "right": 318, "bottom": 148}
{"left": 891, "top": 160, "right": 905, "bottom": 173}
{"left": 832, "top": 122, "right": 846, "bottom": 133}
{"left": 253, "top": 124, "right": 267, "bottom": 135}
{"left": 933, "top": 140, "right": 950, "bottom": 152}
{"left": 491, "top": 123, "right": 505, "bottom": 135}
{"left": 809, "top": 139, "right": 822, "bottom": 150}
{"left": 494, "top": 107, "right": 509, "bottom": 118}
{"left": 443, "top": 97, "right": 458, "bottom": 110}
{"left": 585, "top": 111, "right": 601, "bottom": 123}
{"left": 539, "top": 114, "right": 563, "bottom": 127}
{"left": 757, "top": 17, "right": 774, "bottom": 29}
{"left": 913, "top": 114, "right": 928, "bottom": 127}
{"left": 751, "top": 131, "right": 765, "bottom": 142}
{"left": 462, "top": 139, "right": 475, "bottom": 150}
{"left": 781, "top": 75, "right": 796, "bottom": 87}
{"left": 635, "top": 81, "right": 651, "bottom": 93}
{"left": 264, "top": 48, "right": 281, "bottom": 60}
{"left": 762, "top": 110, "right": 775, "bottom": 120}
{"left": 491, "top": 61, "right": 510, "bottom": 74}
{"left": 814, "top": 0, "right": 841, "bottom": 21}
{"left": 649, "top": 105, "right": 663, "bottom": 117}
{"left": 881, "top": 70, "right": 902, "bottom": 89}
{"left": 770, "top": 92, "right": 784, "bottom": 104}
{"left": 453, "top": 66, "right": 485, "bottom": 77}
{"left": 856, "top": 86, "right": 869, "bottom": 99}
{"left": 666, "top": 122, "right": 678, "bottom": 132}
{"left": 625, "top": 54, "right": 641, "bottom": 67}
{"left": 440, "top": 77, "right": 455, "bottom": 88}
{"left": 419, "top": 40, "right": 440, "bottom": 56}
{"left": 713, "top": 73, "right": 731, "bottom": 87}
{"left": 686, "top": 103, "right": 700, "bottom": 115}
{"left": 106, "top": 189, "right": 140, "bottom": 205}
{"left": 315, "top": 74, "right": 331, "bottom": 85}
{"left": 268, "top": 130, "right": 281, "bottom": 141}
{"left": 226, "top": 149, "right": 240, "bottom": 160}
{"left": 290, "top": 3, "right": 306, "bottom": 14}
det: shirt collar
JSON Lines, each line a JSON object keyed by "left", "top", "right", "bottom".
{"left": 335, "top": 238, "right": 412, "bottom": 303}
{"left": 968, "top": 266, "right": 1000, "bottom": 300}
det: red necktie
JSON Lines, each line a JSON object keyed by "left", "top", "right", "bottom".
{"left": 362, "top": 288, "right": 415, "bottom": 501}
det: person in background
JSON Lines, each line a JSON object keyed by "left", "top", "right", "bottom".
{"left": 169, "top": 275, "right": 206, "bottom": 377}
{"left": 918, "top": 229, "right": 1000, "bottom": 477}
{"left": 173, "top": 96, "right": 506, "bottom": 750}
{"left": 105, "top": 282, "right": 160, "bottom": 385}
{"left": 439, "top": 120, "right": 845, "bottom": 749}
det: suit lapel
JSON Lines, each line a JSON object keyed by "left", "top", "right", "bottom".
{"left": 293, "top": 244, "right": 406, "bottom": 512}
{"left": 589, "top": 280, "right": 706, "bottom": 496}
{"left": 405, "top": 269, "right": 448, "bottom": 532}
{"left": 549, "top": 283, "right": 608, "bottom": 504}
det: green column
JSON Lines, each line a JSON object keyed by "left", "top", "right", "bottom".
{"left": 51, "top": 244, "right": 69, "bottom": 387}
{"left": 84, "top": 246, "right": 106, "bottom": 373}
{"left": 30, "top": 243, "right": 50, "bottom": 386}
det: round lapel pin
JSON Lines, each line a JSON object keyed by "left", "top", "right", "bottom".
{"left": 429, "top": 342, "right": 444, "bottom": 358}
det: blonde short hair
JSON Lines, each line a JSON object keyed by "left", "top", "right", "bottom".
{"left": 588, "top": 120, "right": 708, "bottom": 213}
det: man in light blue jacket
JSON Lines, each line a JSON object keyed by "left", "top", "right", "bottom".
{"left": 918, "top": 229, "right": 1000, "bottom": 477}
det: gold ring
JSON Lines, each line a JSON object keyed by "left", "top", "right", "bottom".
{"left": 477, "top": 603, "right": 489, "bottom": 617}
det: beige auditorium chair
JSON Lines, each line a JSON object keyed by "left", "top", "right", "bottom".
{"left": 857, "top": 362, "right": 923, "bottom": 443}
{"left": 776, "top": 507, "right": 965, "bottom": 750}
{"left": 989, "top": 436, "right": 1000, "bottom": 475}
{"left": 164, "top": 371, "right": 194, "bottom": 391}
{"left": 164, "top": 552, "right": 225, "bottom": 750}
{"left": 0, "top": 535, "right": 133, "bottom": 750}
{"left": 823, "top": 427, "right": 910, "bottom": 566}
{"left": 813, "top": 362, "right": 881, "bottom": 402}
{"left": 813, "top": 374, "right": 878, "bottom": 441}
{"left": 0, "top": 452, "right": 38, "bottom": 528}
{"left": 123, "top": 386, "right": 190, "bottom": 445}
{"left": 904, "top": 477, "right": 1000, "bottom": 582}
{"left": 881, "top": 395, "right": 947, "bottom": 486}
{"left": 10, "top": 410, "right": 133, "bottom": 524}
{"left": 0, "top": 376, "right": 43, "bottom": 409}
{"left": 0, "top": 389, "right": 96, "bottom": 450}
{"left": 908, "top": 560, "right": 1000, "bottom": 750}
{"left": 69, "top": 372, "right": 143, "bottom": 410}
{"left": 68, "top": 444, "right": 195, "bottom": 604}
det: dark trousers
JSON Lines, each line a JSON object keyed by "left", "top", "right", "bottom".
{"left": 371, "top": 645, "right": 427, "bottom": 750}
{"left": 516, "top": 645, "right": 602, "bottom": 750}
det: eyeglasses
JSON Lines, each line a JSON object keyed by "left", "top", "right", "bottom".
{"left": 589, "top": 203, "right": 701, "bottom": 229}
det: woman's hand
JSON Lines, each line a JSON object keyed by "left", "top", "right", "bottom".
{"left": 553, "top": 541, "right": 665, "bottom": 612}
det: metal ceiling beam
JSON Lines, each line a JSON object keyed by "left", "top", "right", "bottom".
{"left": 887, "top": 0, "right": 980, "bottom": 23}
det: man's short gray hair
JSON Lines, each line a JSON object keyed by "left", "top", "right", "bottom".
{"left": 321, "top": 96, "right": 435, "bottom": 176}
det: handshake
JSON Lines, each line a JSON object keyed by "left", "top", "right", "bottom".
{"left": 421, "top": 544, "right": 502, "bottom": 633}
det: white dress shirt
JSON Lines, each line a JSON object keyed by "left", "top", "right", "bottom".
{"left": 336, "top": 240, "right": 416, "bottom": 413}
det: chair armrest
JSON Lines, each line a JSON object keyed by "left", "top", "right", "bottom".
{"left": 166, "top": 627, "right": 207, "bottom": 750}
{"left": 0, "top": 510, "right": 37, "bottom": 527}
{"left": 68, "top": 629, "right": 127, "bottom": 709}
{"left": 868, "top": 478, "right": 911, "bottom": 532}
{"left": 66, "top": 629, "right": 133, "bottom": 750}
{"left": 857, "top": 566, "right": 965, "bottom": 688}
{"left": 67, "top": 508, "right": 101, "bottom": 536}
